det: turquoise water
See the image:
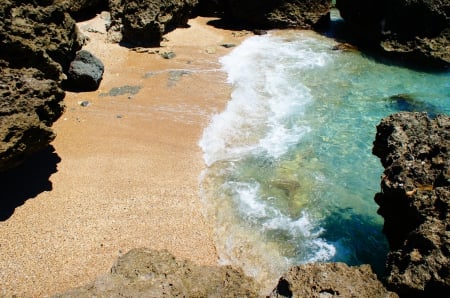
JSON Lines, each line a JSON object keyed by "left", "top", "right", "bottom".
{"left": 199, "top": 25, "right": 450, "bottom": 286}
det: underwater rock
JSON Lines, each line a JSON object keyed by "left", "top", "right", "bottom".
{"left": 336, "top": 0, "right": 450, "bottom": 67}
{"left": 54, "top": 248, "right": 260, "bottom": 297}
{"left": 373, "top": 112, "right": 450, "bottom": 297}
{"left": 270, "top": 262, "right": 398, "bottom": 298}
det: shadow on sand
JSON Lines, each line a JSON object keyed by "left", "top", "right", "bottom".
{"left": 0, "top": 146, "right": 61, "bottom": 221}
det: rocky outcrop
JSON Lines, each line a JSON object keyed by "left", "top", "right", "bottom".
{"left": 0, "top": 64, "right": 65, "bottom": 171}
{"left": 108, "top": 0, "right": 198, "bottom": 46}
{"left": 58, "top": 0, "right": 108, "bottom": 16}
{"left": 222, "top": 0, "right": 332, "bottom": 29}
{"left": 270, "top": 262, "right": 398, "bottom": 297}
{"left": 55, "top": 248, "right": 260, "bottom": 297}
{"left": 336, "top": 0, "right": 450, "bottom": 67}
{"left": 373, "top": 112, "right": 450, "bottom": 297}
{"left": 66, "top": 50, "right": 104, "bottom": 91}
{"left": 57, "top": 248, "right": 398, "bottom": 297}
{"left": 0, "top": 0, "right": 82, "bottom": 171}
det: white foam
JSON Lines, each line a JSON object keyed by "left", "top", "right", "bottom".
{"left": 199, "top": 33, "right": 331, "bottom": 166}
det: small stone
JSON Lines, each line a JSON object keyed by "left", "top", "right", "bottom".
{"left": 205, "top": 47, "right": 216, "bottom": 54}
{"left": 78, "top": 101, "right": 90, "bottom": 107}
{"left": 221, "top": 43, "right": 236, "bottom": 48}
{"left": 160, "top": 51, "right": 176, "bottom": 59}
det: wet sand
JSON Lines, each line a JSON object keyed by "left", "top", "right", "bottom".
{"left": 0, "top": 16, "right": 250, "bottom": 297}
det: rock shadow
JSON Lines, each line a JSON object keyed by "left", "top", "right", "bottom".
{"left": 0, "top": 146, "right": 61, "bottom": 221}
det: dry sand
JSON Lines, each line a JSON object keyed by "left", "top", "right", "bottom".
{"left": 0, "top": 16, "right": 251, "bottom": 297}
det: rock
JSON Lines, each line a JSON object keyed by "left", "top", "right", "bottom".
{"left": 373, "top": 112, "right": 450, "bottom": 297}
{"left": 0, "top": 0, "right": 83, "bottom": 80}
{"left": 108, "top": 0, "right": 198, "bottom": 46}
{"left": 195, "top": 0, "right": 226, "bottom": 16}
{"left": 336, "top": 0, "right": 450, "bottom": 67}
{"left": 55, "top": 248, "right": 260, "bottom": 297}
{"left": 270, "top": 263, "right": 398, "bottom": 298}
{"left": 0, "top": 64, "right": 65, "bottom": 172}
{"left": 58, "top": 0, "right": 108, "bottom": 17}
{"left": 66, "top": 50, "right": 104, "bottom": 91}
{"left": 160, "top": 51, "right": 177, "bottom": 59}
{"left": 223, "top": 0, "right": 332, "bottom": 29}
{"left": 0, "top": 0, "right": 81, "bottom": 171}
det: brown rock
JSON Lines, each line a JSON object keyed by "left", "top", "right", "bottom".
{"left": 270, "top": 262, "right": 398, "bottom": 298}
{"left": 55, "top": 248, "right": 260, "bottom": 297}
{"left": 0, "top": 0, "right": 81, "bottom": 171}
{"left": 373, "top": 112, "right": 450, "bottom": 297}
{"left": 336, "top": 0, "right": 450, "bottom": 67}
{"left": 108, "top": 0, "right": 198, "bottom": 46}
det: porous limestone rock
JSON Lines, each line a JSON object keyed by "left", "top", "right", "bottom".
{"left": 55, "top": 248, "right": 260, "bottom": 297}
{"left": 373, "top": 112, "right": 450, "bottom": 297}
{"left": 270, "top": 262, "right": 398, "bottom": 298}
{"left": 223, "top": 0, "right": 332, "bottom": 29}
{"left": 0, "top": 0, "right": 81, "bottom": 171}
{"left": 336, "top": 0, "right": 450, "bottom": 67}
{"left": 108, "top": 0, "right": 198, "bottom": 46}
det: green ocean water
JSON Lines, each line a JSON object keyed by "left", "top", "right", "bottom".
{"left": 199, "top": 17, "right": 450, "bottom": 286}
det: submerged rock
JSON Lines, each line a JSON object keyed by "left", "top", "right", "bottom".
{"left": 108, "top": 0, "right": 198, "bottom": 46}
{"left": 373, "top": 112, "right": 450, "bottom": 297}
{"left": 270, "top": 263, "right": 398, "bottom": 298}
{"left": 336, "top": 0, "right": 450, "bottom": 67}
{"left": 55, "top": 248, "right": 260, "bottom": 297}
{"left": 66, "top": 50, "right": 104, "bottom": 91}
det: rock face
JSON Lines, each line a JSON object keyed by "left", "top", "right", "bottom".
{"left": 270, "top": 262, "right": 398, "bottom": 298}
{"left": 373, "top": 112, "right": 450, "bottom": 297}
{"left": 336, "top": 0, "right": 450, "bottom": 67}
{"left": 58, "top": 0, "right": 108, "bottom": 16}
{"left": 55, "top": 248, "right": 260, "bottom": 297}
{"left": 0, "top": 0, "right": 82, "bottom": 171}
{"left": 108, "top": 0, "right": 198, "bottom": 46}
{"left": 223, "top": 0, "right": 332, "bottom": 29}
{"left": 67, "top": 50, "right": 105, "bottom": 91}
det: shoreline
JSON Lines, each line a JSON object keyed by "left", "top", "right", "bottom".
{"left": 0, "top": 16, "right": 250, "bottom": 297}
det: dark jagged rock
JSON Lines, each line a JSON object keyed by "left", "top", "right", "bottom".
{"left": 66, "top": 50, "right": 104, "bottom": 91}
{"left": 55, "top": 248, "right": 260, "bottom": 297}
{"left": 270, "top": 263, "right": 398, "bottom": 298}
{"left": 373, "top": 112, "right": 450, "bottom": 297}
{"left": 223, "top": 0, "right": 332, "bottom": 29}
{"left": 0, "top": 0, "right": 81, "bottom": 171}
{"left": 336, "top": 0, "right": 450, "bottom": 67}
{"left": 108, "top": 0, "right": 198, "bottom": 46}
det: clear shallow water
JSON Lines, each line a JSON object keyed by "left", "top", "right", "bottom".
{"left": 199, "top": 28, "right": 450, "bottom": 286}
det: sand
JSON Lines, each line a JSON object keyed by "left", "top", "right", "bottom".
{"left": 0, "top": 15, "right": 250, "bottom": 297}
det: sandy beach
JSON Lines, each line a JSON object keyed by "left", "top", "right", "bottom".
{"left": 0, "top": 16, "right": 250, "bottom": 297}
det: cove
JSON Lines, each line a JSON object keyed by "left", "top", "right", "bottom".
{"left": 199, "top": 21, "right": 450, "bottom": 286}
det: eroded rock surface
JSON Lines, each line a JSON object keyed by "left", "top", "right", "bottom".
{"left": 336, "top": 0, "right": 450, "bottom": 67}
{"left": 373, "top": 112, "right": 450, "bottom": 297}
{"left": 223, "top": 0, "right": 332, "bottom": 29}
{"left": 108, "top": 0, "right": 198, "bottom": 46}
{"left": 0, "top": 0, "right": 81, "bottom": 171}
{"left": 270, "top": 262, "right": 398, "bottom": 298}
{"left": 55, "top": 248, "right": 260, "bottom": 297}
